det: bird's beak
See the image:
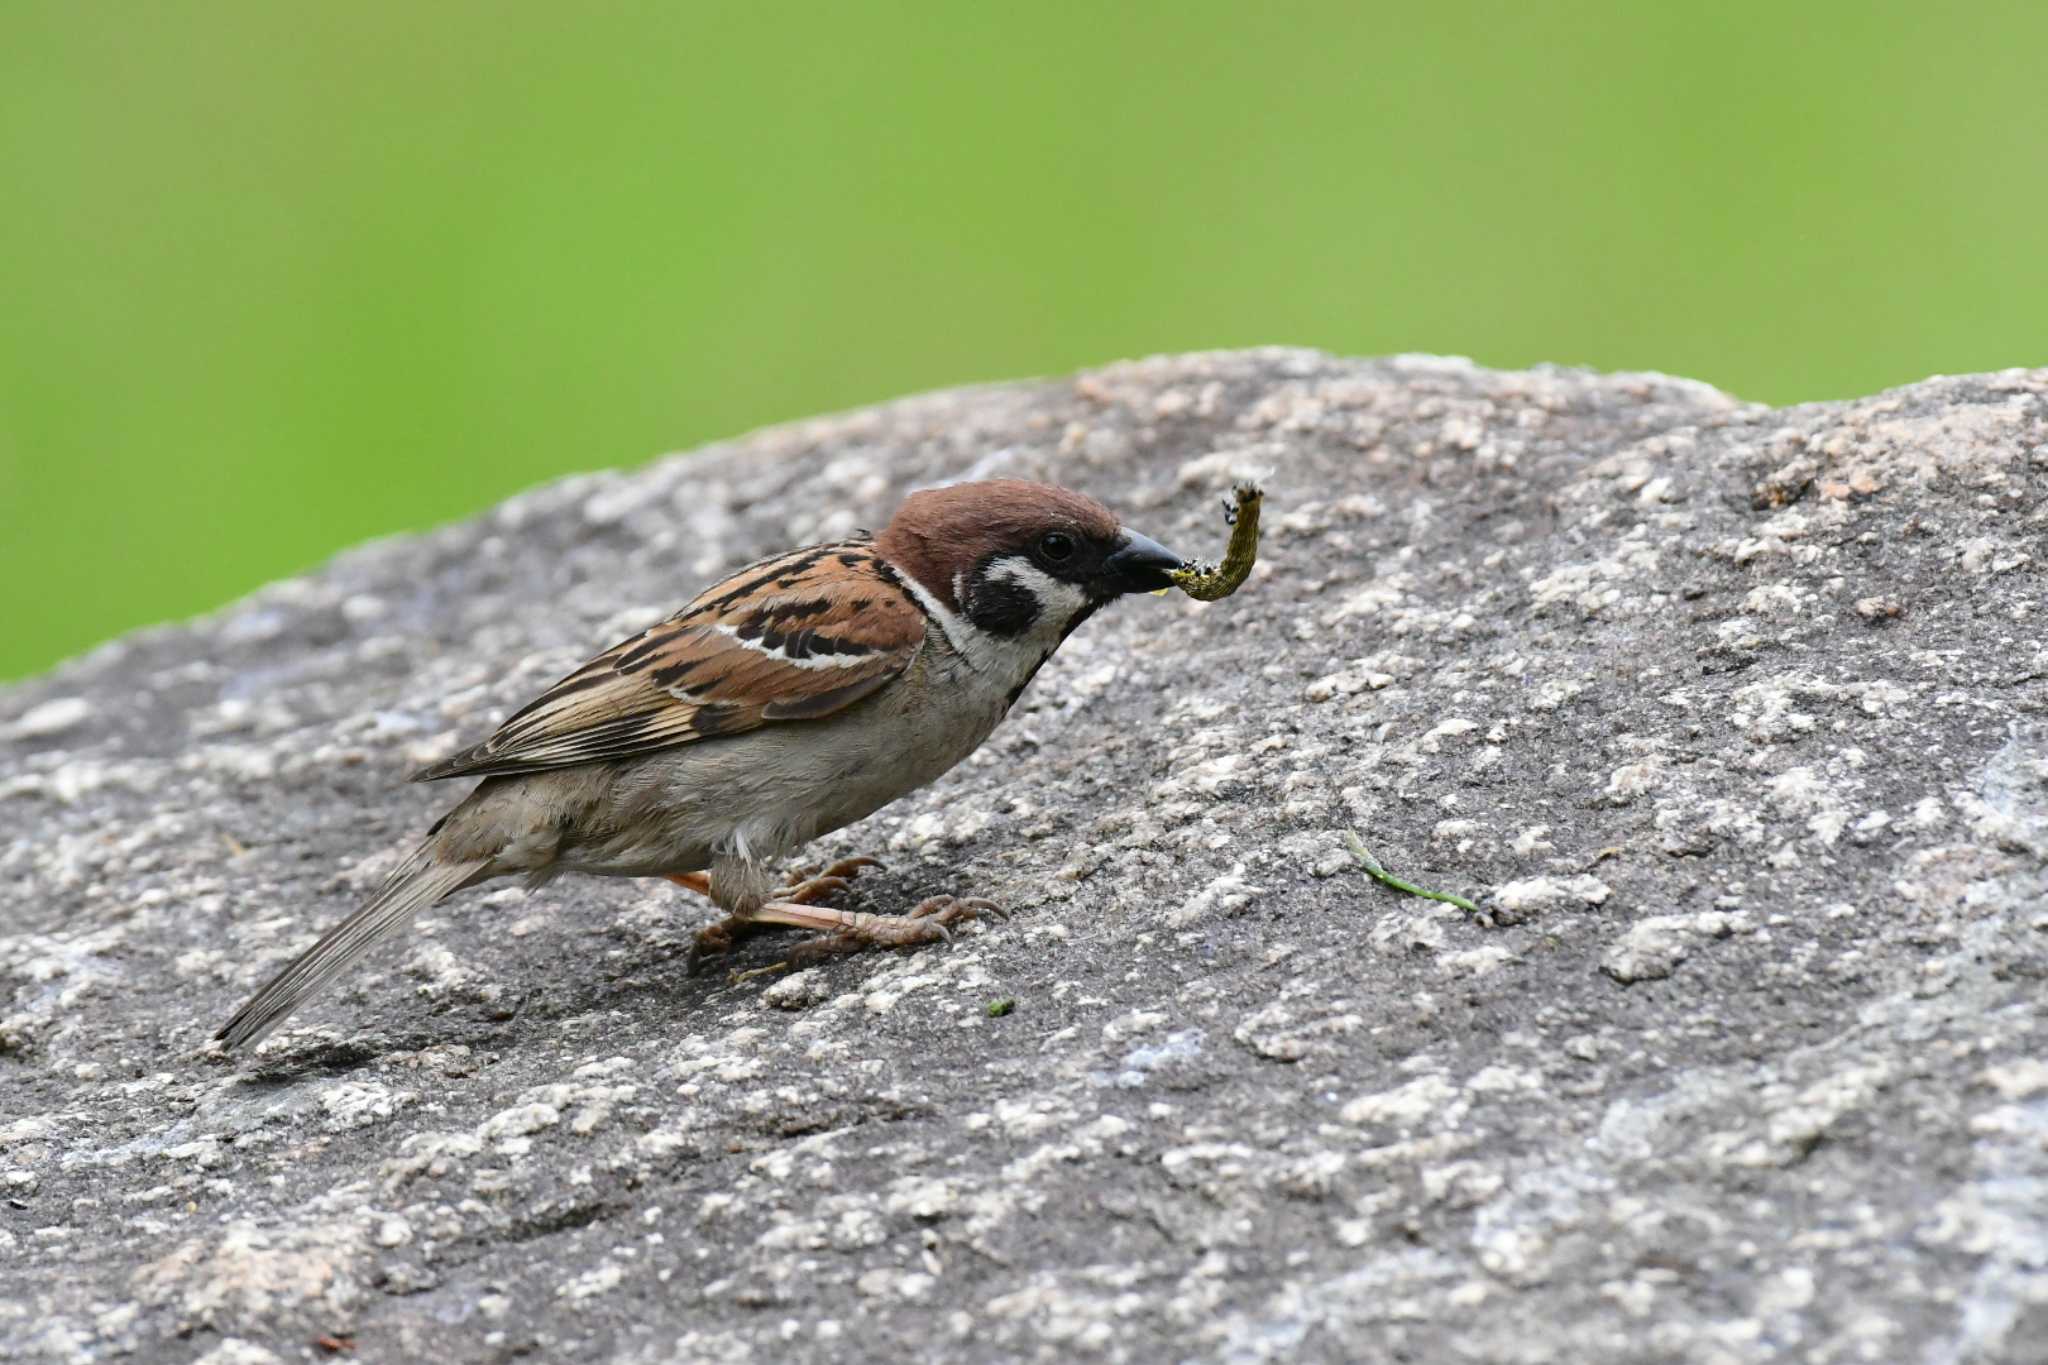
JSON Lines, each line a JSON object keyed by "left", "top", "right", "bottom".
{"left": 1102, "top": 528, "right": 1185, "bottom": 595}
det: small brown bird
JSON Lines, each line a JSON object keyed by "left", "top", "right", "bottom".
{"left": 217, "top": 480, "right": 1185, "bottom": 1048}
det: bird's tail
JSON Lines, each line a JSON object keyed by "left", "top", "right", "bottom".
{"left": 215, "top": 848, "right": 489, "bottom": 1050}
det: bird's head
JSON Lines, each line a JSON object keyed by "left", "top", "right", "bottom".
{"left": 877, "top": 480, "right": 1185, "bottom": 639}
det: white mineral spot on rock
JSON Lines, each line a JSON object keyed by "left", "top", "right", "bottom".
{"left": 757, "top": 965, "right": 827, "bottom": 1010}
{"left": 1602, "top": 916, "right": 1696, "bottom": 982}
{"left": 1232, "top": 1003, "right": 1364, "bottom": 1063}
{"left": 984, "top": 1097, "right": 1076, "bottom": 1139}
{"left": 1605, "top": 759, "right": 1665, "bottom": 802}
{"left": 1422, "top": 1160, "right": 1506, "bottom": 1207}
{"left": 557, "top": 1261, "right": 624, "bottom": 1299}
{"left": 851, "top": 1267, "right": 930, "bottom": 1300}
{"left": 1958, "top": 536, "right": 2031, "bottom": 575}
{"left": 1304, "top": 665, "right": 1395, "bottom": 701}
{"left": 192, "top": 1341, "right": 285, "bottom": 1365}
{"left": 1978, "top": 1059, "right": 2048, "bottom": 1101}
{"left": 1491, "top": 875, "right": 1611, "bottom": 917}
{"left": 1754, "top": 1063, "right": 1892, "bottom": 1165}
{"left": 1370, "top": 909, "right": 1448, "bottom": 954}
{"left": 318, "top": 1081, "right": 416, "bottom": 1132}
{"left": 1293, "top": 830, "right": 1349, "bottom": 870}
{"left": 1, "top": 1116, "right": 62, "bottom": 1149}
{"left": 1341, "top": 1073, "right": 1458, "bottom": 1129}
{"left": 3, "top": 697, "right": 91, "bottom": 740}
{"left": 1528, "top": 677, "right": 1587, "bottom": 711}
{"left": 887, "top": 1176, "right": 959, "bottom": 1220}
{"left": 1078, "top": 1114, "right": 1131, "bottom": 1146}
{"left": 711, "top": 1057, "right": 766, "bottom": 1083}
{"left": 1162, "top": 865, "right": 1261, "bottom": 927}
{"left": 134, "top": 1214, "right": 368, "bottom": 1318}
{"left": 824, "top": 1207, "right": 881, "bottom": 1248}
{"left": 1103, "top": 1009, "right": 1167, "bottom": 1042}
{"left": 1107, "top": 1029, "right": 1205, "bottom": 1089}
{"left": 163, "top": 1138, "right": 226, "bottom": 1168}
{"left": 1470, "top": 1209, "right": 1569, "bottom": 1286}
{"left": 1438, "top": 945, "right": 1515, "bottom": 978}
{"left": 570, "top": 1055, "right": 636, "bottom": 1079}
{"left": 1466, "top": 1065, "right": 1541, "bottom": 1095}
{"left": 477, "top": 1102, "right": 561, "bottom": 1142}
{"left": 1419, "top": 718, "right": 1479, "bottom": 752}
{"left": 1153, "top": 752, "right": 1249, "bottom": 800}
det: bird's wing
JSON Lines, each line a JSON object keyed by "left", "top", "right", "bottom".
{"left": 411, "top": 540, "right": 928, "bottom": 781}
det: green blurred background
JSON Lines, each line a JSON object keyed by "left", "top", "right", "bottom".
{"left": 4, "top": 3, "right": 2045, "bottom": 680}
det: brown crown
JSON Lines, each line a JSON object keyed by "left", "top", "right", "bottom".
{"left": 876, "top": 480, "right": 1121, "bottom": 611}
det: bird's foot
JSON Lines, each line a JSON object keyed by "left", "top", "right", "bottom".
{"left": 907, "top": 893, "right": 1008, "bottom": 936}
{"left": 684, "top": 915, "right": 750, "bottom": 974}
{"left": 769, "top": 855, "right": 886, "bottom": 906}
{"left": 749, "top": 894, "right": 1007, "bottom": 964}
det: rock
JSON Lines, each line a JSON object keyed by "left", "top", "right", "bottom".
{"left": 4, "top": 351, "right": 2046, "bottom": 1362}
{"left": 0, "top": 696, "right": 91, "bottom": 742}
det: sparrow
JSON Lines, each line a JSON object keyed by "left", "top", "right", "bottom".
{"left": 216, "top": 479, "right": 1185, "bottom": 1048}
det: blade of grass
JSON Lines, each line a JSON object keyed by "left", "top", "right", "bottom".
{"left": 1344, "top": 831, "right": 1480, "bottom": 914}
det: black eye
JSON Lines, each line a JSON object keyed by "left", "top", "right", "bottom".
{"left": 1037, "top": 531, "right": 1076, "bottom": 563}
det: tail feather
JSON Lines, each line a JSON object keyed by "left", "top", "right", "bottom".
{"left": 216, "top": 851, "right": 488, "bottom": 1050}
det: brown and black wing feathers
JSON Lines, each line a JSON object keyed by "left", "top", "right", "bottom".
{"left": 411, "top": 541, "right": 926, "bottom": 782}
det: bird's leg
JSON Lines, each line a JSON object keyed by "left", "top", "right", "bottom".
{"left": 663, "top": 871, "right": 764, "bottom": 963}
{"left": 670, "top": 857, "right": 903, "bottom": 973}
{"left": 666, "top": 855, "right": 882, "bottom": 908}
{"left": 749, "top": 894, "right": 1007, "bottom": 965}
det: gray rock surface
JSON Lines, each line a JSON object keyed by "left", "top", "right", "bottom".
{"left": 4, "top": 350, "right": 2047, "bottom": 1363}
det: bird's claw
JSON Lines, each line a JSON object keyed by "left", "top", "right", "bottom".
{"left": 776, "top": 873, "right": 851, "bottom": 903}
{"left": 772, "top": 854, "right": 887, "bottom": 906}
{"left": 908, "top": 895, "right": 1006, "bottom": 937}
{"left": 683, "top": 918, "right": 743, "bottom": 976}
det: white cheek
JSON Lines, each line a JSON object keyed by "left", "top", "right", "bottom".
{"left": 987, "top": 559, "right": 1090, "bottom": 634}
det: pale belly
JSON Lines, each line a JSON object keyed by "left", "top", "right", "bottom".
{"left": 545, "top": 646, "right": 1016, "bottom": 880}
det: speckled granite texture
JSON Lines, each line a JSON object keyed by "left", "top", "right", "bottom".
{"left": 4, "top": 351, "right": 2046, "bottom": 1363}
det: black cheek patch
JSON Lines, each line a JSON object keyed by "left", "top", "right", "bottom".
{"left": 964, "top": 573, "right": 1041, "bottom": 638}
